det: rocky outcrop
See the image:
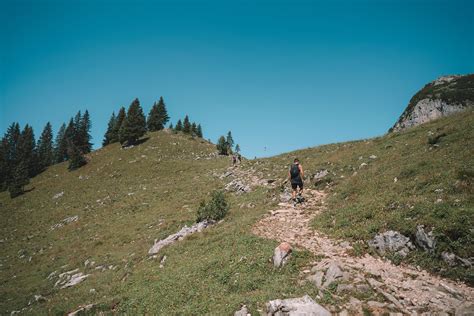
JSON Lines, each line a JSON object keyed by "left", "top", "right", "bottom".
{"left": 148, "top": 220, "right": 214, "bottom": 255}
{"left": 415, "top": 225, "right": 436, "bottom": 253}
{"left": 266, "top": 295, "right": 331, "bottom": 316}
{"left": 368, "top": 230, "right": 415, "bottom": 257}
{"left": 391, "top": 74, "right": 474, "bottom": 132}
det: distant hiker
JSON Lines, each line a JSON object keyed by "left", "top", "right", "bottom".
{"left": 232, "top": 154, "right": 237, "bottom": 166}
{"left": 237, "top": 154, "right": 242, "bottom": 163}
{"left": 289, "top": 158, "right": 304, "bottom": 201}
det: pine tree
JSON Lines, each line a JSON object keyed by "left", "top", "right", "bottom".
{"left": 0, "top": 138, "right": 8, "bottom": 191}
{"left": 226, "top": 131, "right": 234, "bottom": 154}
{"left": 196, "top": 124, "right": 203, "bottom": 138}
{"left": 37, "top": 122, "right": 54, "bottom": 171}
{"left": 119, "top": 98, "right": 147, "bottom": 146}
{"left": 17, "top": 124, "right": 37, "bottom": 177}
{"left": 169, "top": 123, "right": 174, "bottom": 130}
{"left": 147, "top": 101, "right": 161, "bottom": 131}
{"left": 111, "top": 107, "right": 126, "bottom": 143}
{"left": 216, "top": 136, "right": 228, "bottom": 155}
{"left": 54, "top": 123, "right": 67, "bottom": 163}
{"left": 67, "top": 140, "right": 87, "bottom": 170}
{"left": 8, "top": 160, "right": 29, "bottom": 198}
{"left": 79, "top": 110, "right": 92, "bottom": 153}
{"left": 235, "top": 144, "right": 241, "bottom": 153}
{"left": 156, "top": 96, "right": 169, "bottom": 129}
{"left": 183, "top": 115, "right": 191, "bottom": 134}
{"left": 73, "top": 111, "right": 82, "bottom": 146}
{"left": 103, "top": 112, "right": 117, "bottom": 146}
{"left": 175, "top": 119, "right": 183, "bottom": 131}
{"left": 4, "top": 123, "right": 21, "bottom": 186}
{"left": 191, "top": 122, "right": 197, "bottom": 136}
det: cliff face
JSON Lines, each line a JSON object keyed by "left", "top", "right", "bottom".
{"left": 391, "top": 74, "right": 474, "bottom": 132}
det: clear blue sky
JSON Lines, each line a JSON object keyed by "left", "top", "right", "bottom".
{"left": 1, "top": 0, "right": 473, "bottom": 158}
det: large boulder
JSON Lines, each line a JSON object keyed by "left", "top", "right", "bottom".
{"left": 273, "top": 242, "right": 292, "bottom": 268}
{"left": 415, "top": 225, "right": 436, "bottom": 253}
{"left": 266, "top": 295, "right": 331, "bottom": 316}
{"left": 368, "top": 231, "right": 414, "bottom": 257}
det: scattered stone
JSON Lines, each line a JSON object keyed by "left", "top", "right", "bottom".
{"left": 313, "top": 169, "right": 329, "bottom": 182}
{"left": 323, "top": 261, "right": 343, "bottom": 288}
{"left": 225, "top": 179, "right": 251, "bottom": 194}
{"left": 306, "top": 271, "right": 324, "bottom": 288}
{"left": 266, "top": 295, "right": 330, "bottom": 316}
{"left": 159, "top": 255, "right": 167, "bottom": 268}
{"left": 234, "top": 304, "right": 249, "bottom": 316}
{"left": 359, "top": 162, "right": 368, "bottom": 168}
{"left": 50, "top": 215, "right": 79, "bottom": 230}
{"left": 148, "top": 220, "right": 214, "bottom": 255}
{"left": 54, "top": 270, "right": 89, "bottom": 289}
{"left": 415, "top": 225, "right": 436, "bottom": 253}
{"left": 441, "top": 252, "right": 457, "bottom": 266}
{"left": 336, "top": 284, "right": 354, "bottom": 293}
{"left": 273, "top": 242, "right": 292, "bottom": 268}
{"left": 369, "top": 155, "right": 377, "bottom": 159}
{"left": 52, "top": 191, "right": 64, "bottom": 199}
{"left": 368, "top": 230, "right": 414, "bottom": 257}
{"left": 68, "top": 304, "right": 95, "bottom": 316}
{"left": 368, "top": 301, "right": 386, "bottom": 308}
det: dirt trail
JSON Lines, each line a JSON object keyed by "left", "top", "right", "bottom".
{"left": 252, "top": 188, "right": 474, "bottom": 314}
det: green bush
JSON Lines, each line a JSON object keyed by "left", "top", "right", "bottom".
{"left": 196, "top": 190, "right": 230, "bottom": 222}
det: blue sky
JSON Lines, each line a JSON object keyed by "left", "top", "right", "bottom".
{"left": 1, "top": 0, "right": 473, "bottom": 158}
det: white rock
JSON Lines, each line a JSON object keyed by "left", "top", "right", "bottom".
{"left": 266, "top": 295, "right": 330, "bottom": 316}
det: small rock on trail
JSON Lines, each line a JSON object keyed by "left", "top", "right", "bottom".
{"left": 266, "top": 295, "right": 331, "bottom": 316}
{"left": 272, "top": 242, "right": 292, "bottom": 268}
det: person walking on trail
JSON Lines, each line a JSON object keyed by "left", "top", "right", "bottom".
{"left": 289, "top": 158, "right": 304, "bottom": 201}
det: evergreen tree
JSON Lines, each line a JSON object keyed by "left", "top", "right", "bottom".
{"left": 226, "top": 131, "right": 234, "bottom": 154}
{"left": 54, "top": 123, "right": 67, "bottom": 163}
{"left": 147, "top": 101, "right": 161, "bottom": 131}
{"left": 216, "top": 136, "right": 229, "bottom": 155}
{"left": 111, "top": 107, "right": 126, "bottom": 143}
{"left": 79, "top": 110, "right": 92, "bottom": 153}
{"left": 3, "top": 123, "right": 21, "bottom": 186}
{"left": 191, "top": 122, "right": 197, "bottom": 136}
{"left": 8, "top": 160, "right": 29, "bottom": 198}
{"left": 169, "top": 123, "right": 174, "bottom": 130}
{"left": 235, "top": 144, "right": 241, "bottom": 153}
{"left": 156, "top": 96, "right": 169, "bottom": 129}
{"left": 0, "top": 138, "right": 8, "bottom": 191}
{"left": 17, "top": 124, "right": 37, "bottom": 177}
{"left": 183, "top": 115, "right": 191, "bottom": 134}
{"left": 119, "top": 98, "right": 147, "bottom": 146}
{"left": 103, "top": 112, "right": 117, "bottom": 146}
{"left": 67, "top": 140, "right": 87, "bottom": 170}
{"left": 196, "top": 124, "right": 203, "bottom": 138}
{"left": 37, "top": 122, "right": 54, "bottom": 171}
{"left": 175, "top": 119, "right": 183, "bottom": 131}
{"left": 73, "top": 111, "right": 82, "bottom": 146}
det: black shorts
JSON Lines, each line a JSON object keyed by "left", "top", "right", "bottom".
{"left": 291, "top": 181, "right": 303, "bottom": 190}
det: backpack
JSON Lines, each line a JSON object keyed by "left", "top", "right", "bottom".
{"left": 290, "top": 164, "right": 300, "bottom": 179}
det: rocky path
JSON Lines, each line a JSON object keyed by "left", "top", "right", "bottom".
{"left": 252, "top": 188, "right": 474, "bottom": 315}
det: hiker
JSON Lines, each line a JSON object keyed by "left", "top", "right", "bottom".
{"left": 232, "top": 154, "right": 237, "bottom": 166}
{"left": 237, "top": 154, "right": 242, "bottom": 163}
{"left": 289, "top": 158, "right": 304, "bottom": 201}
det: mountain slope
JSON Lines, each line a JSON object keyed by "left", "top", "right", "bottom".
{"left": 0, "top": 131, "right": 316, "bottom": 314}
{"left": 390, "top": 74, "right": 474, "bottom": 132}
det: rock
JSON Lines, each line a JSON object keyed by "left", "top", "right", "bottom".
{"left": 225, "top": 179, "right": 251, "bottom": 194}
{"left": 148, "top": 220, "right": 214, "bottom": 255}
{"left": 415, "top": 225, "right": 436, "bottom": 252}
{"left": 234, "top": 305, "right": 249, "bottom": 316}
{"left": 323, "top": 261, "right": 343, "bottom": 288}
{"left": 306, "top": 271, "right": 324, "bottom": 288}
{"left": 273, "top": 242, "right": 292, "bottom": 268}
{"left": 266, "top": 295, "right": 331, "bottom": 316}
{"left": 50, "top": 215, "right": 79, "bottom": 230}
{"left": 68, "top": 304, "right": 95, "bottom": 316}
{"left": 54, "top": 269, "right": 89, "bottom": 289}
{"left": 52, "top": 191, "right": 64, "bottom": 199}
{"left": 336, "top": 284, "right": 354, "bottom": 293}
{"left": 367, "top": 301, "right": 386, "bottom": 308}
{"left": 441, "top": 251, "right": 457, "bottom": 266}
{"left": 359, "top": 162, "right": 368, "bottom": 168}
{"left": 368, "top": 230, "right": 414, "bottom": 257}
{"left": 369, "top": 155, "right": 377, "bottom": 159}
{"left": 313, "top": 169, "right": 329, "bottom": 182}
{"left": 279, "top": 192, "right": 292, "bottom": 203}
{"left": 455, "top": 301, "right": 474, "bottom": 316}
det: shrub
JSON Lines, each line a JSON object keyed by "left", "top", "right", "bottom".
{"left": 196, "top": 190, "right": 230, "bottom": 222}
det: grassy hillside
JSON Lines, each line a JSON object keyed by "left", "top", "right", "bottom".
{"left": 252, "top": 110, "right": 474, "bottom": 284}
{"left": 0, "top": 131, "right": 315, "bottom": 314}
{"left": 1, "top": 111, "right": 473, "bottom": 314}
